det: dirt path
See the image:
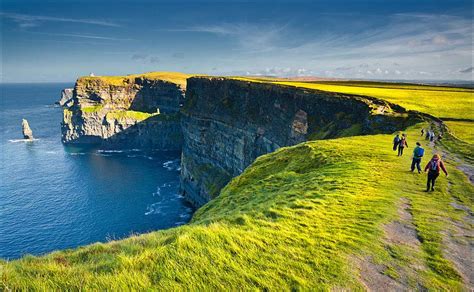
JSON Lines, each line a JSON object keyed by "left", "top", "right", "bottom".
{"left": 444, "top": 200, "right": 474, "bottom": 290}
{"left": 357, "top": 198, "right": 424, "bottom": 291}
{"left": 384, "top": 197, "right": 421, "bottom": 248}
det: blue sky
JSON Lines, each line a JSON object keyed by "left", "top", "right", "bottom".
{"left": 1, "top": 0, "right": 472, "bottom": 82}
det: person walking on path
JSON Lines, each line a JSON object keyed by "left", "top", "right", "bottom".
{"left": 411, "top": 142, "right": 424, "bottom": 173}
{"left": 398, "top": 134, "right": 408, "bottom": 156}
{"left": 393, "top": 134, "right": 401, "bottom": 151}
{"left": 424, "top": 154, "right": 448, "bottom": 192}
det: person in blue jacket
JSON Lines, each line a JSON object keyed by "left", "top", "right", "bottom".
{"left": 411, "top": 142, "right": 425, "bottom": 173}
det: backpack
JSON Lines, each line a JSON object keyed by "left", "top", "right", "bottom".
{"left": 430, "top": 160, "right": 439, "bottom": 171}
{"left": 415, "top": 147, "right": 424, "bottom": 157}
{"left": 394, "top": 136, "right": 400, "bottom": 143}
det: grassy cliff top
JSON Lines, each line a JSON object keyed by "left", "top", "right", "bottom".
{"left": 78, "top": 72, "right": 194, "bottom": 88}
{"left": 2, "top": 123, "right": 472, "bottom": 290}
{"left": 232, "top": 77, "right": 474, "bottom": 149}
{"left": 234, "top": 77, "right": 474, "bottom": 121}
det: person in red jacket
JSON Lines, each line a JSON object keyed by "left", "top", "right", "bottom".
{"left": 398, "top": 134, "right": 408, "bottom": 156}
{"left": 424, "top": 154, "right": 448, "bottom": 192}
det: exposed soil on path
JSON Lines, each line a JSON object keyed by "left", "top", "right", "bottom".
{"left": 357, "top": 198, "right": 425, "bottom": 291}
{"left": 444, "top": 201, "right": 474, "bottom": 290}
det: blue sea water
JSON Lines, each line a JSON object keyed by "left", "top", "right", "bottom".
{"left": 0, "top": 83, "right": 193, "bottom": 260}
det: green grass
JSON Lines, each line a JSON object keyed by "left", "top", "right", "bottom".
{"left": 105, "top": 110, "right": 158, "bottom": 121}
{"left": 272, "top": 81, "right": 474, "bottom": 120}
{"left": 81, "top": 105, "right": 104, "bottom": 113}
{"left": 78, "top": 71, "right": 194, "bottom": 88}
{"left": 2, "top": 123, "right": 472, "bottom": 290}
{"left": 445, "top": 120, "right": 474, "bottom": 144}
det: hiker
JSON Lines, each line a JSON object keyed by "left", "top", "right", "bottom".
{"left": 398, "top": 134, "right": 408, "bottom": 156}
{"left": 411, "top": 142, "right": 424, "bottom": 173}
{"left": 425, "top": 130, "right": 430, "bottom": 140}
{"left": 393, "top": 134, "right": 401, "bottom": 151}
{"left": 421, "top": 128, "right": 425, "bottom": 136}
{"left": 429, "top": 131, "right": 435, "bottom": 142}
{"left": 424, "top": 154, "right": 448, "bottom": 192}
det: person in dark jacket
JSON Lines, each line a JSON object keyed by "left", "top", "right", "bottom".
{"left": 424, "top": 154, "right": 448, "bottom": 191}
{"left": 398, "top": 134, "right": 408, "bottom": 156}
{"left": 393, "top": 134, "right": 400, "bottom": 151}
{"left": 411, "top": 142, "right": 424, "bottom": 173}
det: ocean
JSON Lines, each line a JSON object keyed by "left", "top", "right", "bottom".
{"left": 0, "top": 83, "right": 193, "bottom": 260}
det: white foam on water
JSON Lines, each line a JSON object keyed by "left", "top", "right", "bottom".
{"left": 8, "top": 138, "right": 39, "bottom": 143}
{"left": 97, "top": 150, "right": 125, "bottom": 153}
{"left": 163, "top": 159, "right": 180, "bottom": 171}
{"left": 94, "top": 153, "right": 112, "bottom": 157}
{"left": 69, "top": 152, "right": 86, "bottom": 156}
{"left": 145, "top": 203, "right": 163, "bottom": 215}
{"left": 179, "top": 213, "right": 191, "bottom": 219}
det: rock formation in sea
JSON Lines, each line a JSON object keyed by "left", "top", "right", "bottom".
{"left": 61, "top": 73, "right": 423, "bottom": 207}
{"left": 22, "top": 119, "right": 34, "bottom": 139}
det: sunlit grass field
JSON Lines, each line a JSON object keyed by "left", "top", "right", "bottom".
{"left": 445, "top": 120, "right": 474, "bottom": 144}
{"left": 273, "top": 81, "right": 474, "bottom": 120}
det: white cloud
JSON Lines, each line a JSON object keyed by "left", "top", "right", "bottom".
{"left": 161, "top": 23, "right": 289, "bottom": 53}
{"left": 0, "top": 12, "right": 120, "bottom": 28}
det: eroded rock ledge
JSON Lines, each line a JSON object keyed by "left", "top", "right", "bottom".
{"left": 60, "top": 74, "right": 422, "bottom": 207}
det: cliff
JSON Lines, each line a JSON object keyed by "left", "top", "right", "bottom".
{"left": 61, "top": 72, "right": 190, "bottom": 150}
{"left": 61, "top": 73, "right": 422, "bottom": 206}
{"left": 179, "top": 77, "right": 421, "bottom": 206}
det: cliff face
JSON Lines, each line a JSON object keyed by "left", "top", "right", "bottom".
{"left": 179, "top": 77, "right": 420, "bottom": 206}
{"left": 61, "top": 76, "right": 185, "bottom": 150}
{"left": 60, "top": 74, "right": 421, "bottom": 207}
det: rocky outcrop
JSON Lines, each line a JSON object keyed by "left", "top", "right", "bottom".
{"left": 57, "top": 88, "right": 74, "bottom": 108}
{"left": 61, "top": 76, "right": 185, "bottom": 150}
{"left": 179, "top": 77, "right": 421, "bottom": 206}
{"left": 22, "top": 119, "right": 34, "bottom": 139}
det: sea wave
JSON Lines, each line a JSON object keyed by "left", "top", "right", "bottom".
{"left": 97, "top": 150, "right": 125, "bottom": 154}
{"left": 145, "top": 203, "right": 163, "bottom": 216}
{"left": 8, "top": 138, "right": 39, "bottom": 143}
{"left": 163, "top": 159, "right": 180, "bottom": 171}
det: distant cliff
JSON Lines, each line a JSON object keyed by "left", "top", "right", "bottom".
{"left": 61, "top": 73, "right": 189, "bottom": 150}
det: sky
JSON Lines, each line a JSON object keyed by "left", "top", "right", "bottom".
{"left": 1, "top": 0, "right": 473, "bottom": 82}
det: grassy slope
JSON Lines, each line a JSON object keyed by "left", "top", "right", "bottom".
{"left": 445, "top": 121, "right": 474, "bottom": 144}
{"left": 1, "top": 124, "right": 472, "bottom": 290}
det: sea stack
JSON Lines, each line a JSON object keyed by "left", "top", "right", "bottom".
{"left": 22, "top": 119, "right": 34, "bottom": 139}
